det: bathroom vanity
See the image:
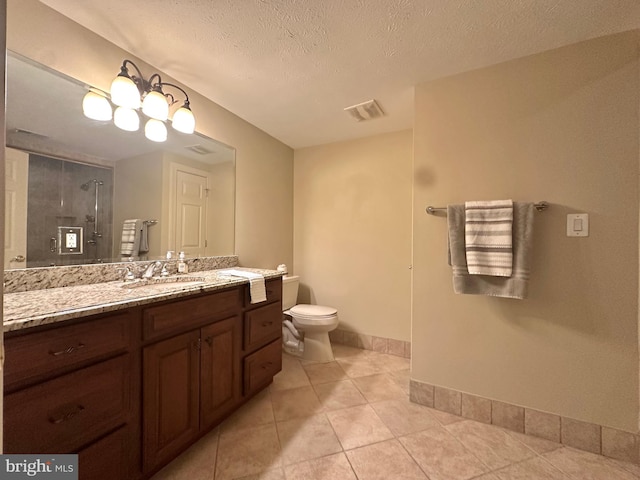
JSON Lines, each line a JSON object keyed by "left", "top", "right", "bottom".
{"left": 3, "top": 270, "right": 283, "bottom": 479}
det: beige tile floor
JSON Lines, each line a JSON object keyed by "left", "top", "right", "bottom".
{"left": 151, "top": 345, "right": 640, "bottom": 480}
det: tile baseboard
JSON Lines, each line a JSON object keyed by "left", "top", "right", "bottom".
{"left": 329, "top": 328, "right": 411, "bottom": 358}
{"left": 409, "top": 379, "right": 640, "bottom": 465}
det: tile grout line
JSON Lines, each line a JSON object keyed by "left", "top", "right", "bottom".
{"left": 438, "top": 421, "right": 498, "bottom": 475}
{"left": 212, "top": 426, "right": 222, "bottom": 480}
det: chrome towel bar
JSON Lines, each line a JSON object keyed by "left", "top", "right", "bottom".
{"left": 425, "top": 201, "right": 549, "bottom": 215}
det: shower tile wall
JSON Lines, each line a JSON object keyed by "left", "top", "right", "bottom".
{"left": 27, "top": 154, "right": 113, "bottom": 267}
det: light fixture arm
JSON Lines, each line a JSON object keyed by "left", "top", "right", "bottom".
{"left": 120, "top": 59, "right": 147, "bottom": 95}
{"left": 158, "top": 82, "right": 191, "bottom": 107}
{"left": 118, "top": 60, "right": 191, "bottom": 107}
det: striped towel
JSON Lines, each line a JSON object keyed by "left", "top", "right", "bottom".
{"left": 448, "top": 203, "right": 534, "bottom": 299}
{"left": 120, "top": 219, "right": 143, "bottom": 256}
{"left": 464, "top": 200, "right": 514, "bottom": 277}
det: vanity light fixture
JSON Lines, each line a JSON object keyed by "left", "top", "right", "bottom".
{"left": 82, "top": 90, "right": 112, "bottom": 121}
{"left": 82, "top": 59, "right": 196, "bottom": 142}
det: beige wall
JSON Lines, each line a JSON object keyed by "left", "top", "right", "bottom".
{"left": 113, "top": 151, "right": 165, "bottom": 258}
{"left": 412, "top": 32, "right": 640, "bottom": 431}
{"left": 294, "top": 130, "right": 413, "bottom": 341}
{"left": 7, "top": 0, "right": 294, "bottom": 270}
{"left": 207, "top": 160, "right": 236, "bottom": 256}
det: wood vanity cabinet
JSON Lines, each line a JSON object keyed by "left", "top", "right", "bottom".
{"left": 142, "top": 312, "right": 242, "bottom": 472}
{"left": 3, "top": 309, "right": 140, "bottom": 480}
{"left": 3, "top": 276, "right": 283, "bottom": 480}
{"left": 141, "top": 278, "right": 282, "bottom": 475}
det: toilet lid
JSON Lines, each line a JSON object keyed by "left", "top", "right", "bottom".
{"left": 290, "top": 304, "right": 337, "bottom": 317}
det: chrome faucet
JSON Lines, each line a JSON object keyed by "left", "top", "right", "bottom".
{"left": 142, "top": 261, "right": 162, "bottom": 279}
{"left": 117, "top": 266, "right": 136, "bottom": 281}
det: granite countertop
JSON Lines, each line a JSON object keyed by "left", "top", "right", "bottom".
{"left": 4, "top": 268, "right": 283, "bottom": 333}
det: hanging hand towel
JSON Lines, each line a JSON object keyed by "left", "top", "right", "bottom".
{"left": 138, "top": 222, "right": 150, "bottom": 253}
{"left": 218, "top": 269, "right": 267, "bottom": 304}
{"left": 465, "top": 199, "right": 513, "bottom": 277}
{"left": 120, "top": 219, "right": 143, "bottom": 257}
{"left": 448, "top": 202, "right": 535, "bottom": 299}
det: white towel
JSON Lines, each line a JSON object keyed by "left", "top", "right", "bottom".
{"left": 465, "top": 200, "right": 513, "bottom": 277}
{"left": 120, "top": 219, "right": 143, "bottom": 257}
{"left": 219, "top": 269, "right": 267, "bottom": 304}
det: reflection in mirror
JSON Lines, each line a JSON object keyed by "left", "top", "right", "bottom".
{"left": 5, "top": 52, "right": 236, "bottom": 270}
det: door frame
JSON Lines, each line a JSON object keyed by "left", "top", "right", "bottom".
{"left": 166, "top": 161, "right": 211, "bottom": 255}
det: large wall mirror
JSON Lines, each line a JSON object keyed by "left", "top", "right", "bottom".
{"left": 5, "top": 52, "right": 236, "bottom": 270}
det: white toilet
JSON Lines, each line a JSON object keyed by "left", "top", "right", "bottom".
{"left": 281, "top": 275, "right": 339, "bottom": 362}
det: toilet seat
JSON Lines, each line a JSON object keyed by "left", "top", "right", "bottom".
{"left": 289, "top": 304, "right": 338, "bottom": 327}
{"left": 289, "top": 304, "right": 337, "bottom": 318}
{"left": 289, "top": 304, "right": 338, "bottom": 322}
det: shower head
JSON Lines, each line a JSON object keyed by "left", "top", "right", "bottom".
{"left": 80, "top": 179, "right": 103, "bottom": 190}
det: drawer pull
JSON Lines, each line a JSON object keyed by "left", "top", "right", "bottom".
{"left": 49, "top": 343, "right": 86, "bottom": 356}
{"left": 49, "top": 404, "right": 85, "bottom": 424}
{"left": 204, "top": 335, "right": 213, "bottom": 346}
{"left": 261, "top": 321, "right": 273, "bottom": 327}
{"left": 261, "top": 361, "right": 273, "bottom": 370}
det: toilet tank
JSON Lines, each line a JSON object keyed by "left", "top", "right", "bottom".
{"left": 282, "top": 275, "right": 300, "bottom": 310}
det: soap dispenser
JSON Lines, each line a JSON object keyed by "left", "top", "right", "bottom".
{"left": 177, "top": 251, "right": 188, "bottom": 274}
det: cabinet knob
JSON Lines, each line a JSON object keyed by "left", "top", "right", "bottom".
{"left": 205, "top": 336, "right": 213, "bottom": 347}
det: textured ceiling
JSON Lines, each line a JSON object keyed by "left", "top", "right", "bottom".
{"left": 39, "top": 0, "right": 640, "bottom": 148}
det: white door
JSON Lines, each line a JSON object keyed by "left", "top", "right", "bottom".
{"left": 174, "top": 169, "right": 208, "bottom": 257}
{"left": 4, "top": 148, "right": 28, "bottom": 269}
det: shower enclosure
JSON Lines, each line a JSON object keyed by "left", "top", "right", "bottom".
{"left": 26, "top": 154, "right": 113, "bottom": 267}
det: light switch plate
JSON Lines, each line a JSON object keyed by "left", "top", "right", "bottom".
{"left": 567, "top": 213, "right": 589, "bottom": 237}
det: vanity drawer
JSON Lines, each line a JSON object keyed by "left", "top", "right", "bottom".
{"left": 244, "top": 277, "right": 282, "bottom": 307}
{"left": 244, "top": 302, "right": 282, "bottom": 352}
{"left": 143, "top": 287, "right": 242, "bottom": 341}
{"left": 4, "top": 311, "right": 132, "bottom": 389}
{"left": 78, "top": 426, "right": 127, "bottom": 480}
{"left": 4, "top": 354, "right": 130, "bottom": 454}
{"left": 243, "top": 339, "right": 282, "bottom": 395}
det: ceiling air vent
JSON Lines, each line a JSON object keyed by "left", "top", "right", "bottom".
{"left": 344, "top": 99, "right": 385, "bottom": 122}
{"left": 185, "top": 144, "right": 215, "bottom": 155}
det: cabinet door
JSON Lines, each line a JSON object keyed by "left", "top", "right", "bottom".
{"left": 143, "top": 330, "right": 200, "bottom": 473}
{"left": 200, "top": 315, "right": 241, "bottom": 430}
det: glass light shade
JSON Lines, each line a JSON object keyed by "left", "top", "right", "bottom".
{"left": 113, "top": 107, "right": 140, "bottom": 132}
{"left": 110, "top": 75, "right": 141, "bottom": 109}
{"left": 171, "top": 105, "right": 196, "bottom": 134}
{"left": 142, "top": 90, "right": 169, "bottom": 121}
{"left": 82, "top": 91, "right": 112, "bottom": 121}
{"left": 144, "top": 119, "right": 167, "bottom": 142}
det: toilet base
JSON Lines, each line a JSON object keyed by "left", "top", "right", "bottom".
{"left": 301, "top": 331, "right": 334, "bottom": 362}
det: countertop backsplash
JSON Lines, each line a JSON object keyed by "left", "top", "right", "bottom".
{"left": 3, "top": 255, "right": 239, "bottom": 293}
